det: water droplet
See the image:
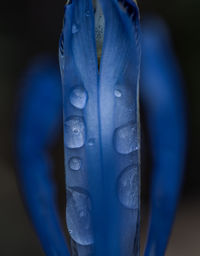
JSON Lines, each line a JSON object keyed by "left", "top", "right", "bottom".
{"left": 66, "top": 188, "right": 93, "bottom": 245}
{"left": 72, "top": 24, "right": 79, "bottom": 34}
{"left": 85, "top": 10, "right": 90, "bottom": 17}
{"left": 88, "top": 138, "right": 95, "bottom": 146}
{"left": 114, "top": 122, "right": 138, "bottom": 154}
{"left": 69, "top": 157, "right": 82, "bottom": 171}
{"left": 70, "top": 87, "right": 88, "bottom": 109}
{"left": 114, "top": 89, "right": 122, "bottom": 98}
{"left": 118, "top": 165, "right": 139, "bottom": 209}
{"left": 64, "top": 117, "right": 86, "bottom": 149}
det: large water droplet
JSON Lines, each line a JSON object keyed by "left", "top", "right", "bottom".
{"left": 69, "top": 157, "right": 82, "bottom": 171}
{"left": 70, "top": 87, "right": 88, "bottom": 109}
{"left": 72, "top": 24, "right": 79, "bottom": 34}
{"left": 66, "top": 188, "right": 93, "bottom": 245}
{"left": 118, "top": 165, "right": 139, "bottom": 209}
{"left": 64, "top": 117, "right": 86, "bottom": 149}
{"left": 114, "top": 122, "right": 138, "bottom": 154}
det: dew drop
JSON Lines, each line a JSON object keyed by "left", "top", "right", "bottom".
{"left": 114, "top": 122, "right": 138, "bottom": 154}
{"left": 66, "top": 189, "right": 93, "bottom": 245}
{"left": 69, "top": 157, "right": 82, "bottom": 171}
{"left": 114, "top": 89, "right": 122, "bottom": 98}
{"left": 72, "top": 24, "right": 79, "bottom": 34}
{"left": 85, "top": 10, "right": 91, "bottom": 17}
{"left": 73, "top": 128, "right": 79, "bottom": 134}
{"left": 88, "top": 138, "right": 95, "bottom": 146}
{"left": 118, "top": 165, "right": 139, "bottom": 209}
{"left": 70, "top": 87, "right": 88, "bottom": 109}
{"left": 64, "top": 117, "right": 86, "bottom": 149}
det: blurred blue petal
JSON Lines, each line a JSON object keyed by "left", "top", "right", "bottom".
{"left": 141, "top": 17, "right": 187, "bottom": 256}
{"left": 16, "top": 56, "right": 70, "bottom": 256}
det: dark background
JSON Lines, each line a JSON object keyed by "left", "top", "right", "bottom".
{"left": 0, "top": 0, "right": 200, "bottom": 255}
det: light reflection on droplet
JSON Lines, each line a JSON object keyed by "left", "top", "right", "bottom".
{"left": 114, "top": 89, "right": 122, "bottom": 98}
{"left": 88, "top": 138, "right": 95, "bottom": 146}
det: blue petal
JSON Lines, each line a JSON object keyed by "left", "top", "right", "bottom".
{"left": 60, "top": 1, "right": 141, "bottom": 255}
{"left": 141, "top": 17, "right": 187, "bottom": 256}
{"left": 16, "top": 56, "right": 70, "bottom": 256}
